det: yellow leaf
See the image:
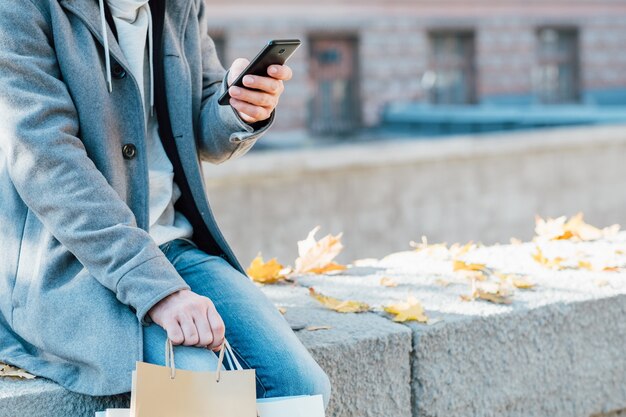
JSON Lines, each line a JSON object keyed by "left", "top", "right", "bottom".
{"left": 295, "top": 226, "right": 346, "bottom": 274}
{"left": 576, "top": 260, "right": 620, "bottom": 272}
{"left": 531, "top": 246, "right": 565, "bottom": 270}
{"left": 0, "top": 363, "right": 36, "bottom": 379}
{"left": 475, "top": 288, "right": 513, "bottom": 305}
{"left": 380, "top": 277, "right": 398, "bottom": 287}
{"left": 307, "top": 262, "right": 347, "bottom": 275}
{"left": 452, "top": 260, "right": 489, "bottom": 281}
{"left": 384, "top": 296, "right": 428, "bottom": 323}
{"left": 452, "top": 260, "right": 487, "bottom": 272}
{"left": 409, "top": 236, "right": 449, "bottom": 257}
{"left": 305, "top": 325, "right": 332, "bottom": 331}
{"left": 462, "top": 281, "right": 514, "bottom": 304}
{"left": 535, "top": 213, "right": 620, "bottom": 242}
{"left": 246, "top": 254, "right": 286, "bottom": 284}
{"left": 277, "top": 307, "right": 287, "bottom": 315}
{"left": 308, "top": 287, "right": 370, "bottom": 313}
{"left": 449, "top": 242, "right": 475, "bottom": 258}
{"left": 496, "top": 272, "right": 536, "bottom": 289}
{"left": 511, "top": 277, "right": 535, "bottom": 289}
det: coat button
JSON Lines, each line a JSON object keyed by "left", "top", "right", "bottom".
{"left": 112, "top": 63, "right": 126, "bottom": 79}
{"left": 122, "top": 144, "right": 136, "bottom": 160}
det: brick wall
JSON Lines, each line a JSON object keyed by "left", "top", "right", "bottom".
{"left": 204, "top": 0, "right": 626, "bottom": 131}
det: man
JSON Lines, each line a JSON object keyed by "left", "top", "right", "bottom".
{"left": 0, "top": 0, "right": 331, "bottom": 408}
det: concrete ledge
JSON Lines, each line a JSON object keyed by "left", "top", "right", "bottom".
{"left": 0, "top": 299, "right": 411, "bottom": 417}
{"left": 3, "top": 233, "right": 626, "bottom": 416}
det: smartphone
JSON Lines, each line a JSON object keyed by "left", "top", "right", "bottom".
{"left": 218, "top": 39, "right": 302, "bottom": 106}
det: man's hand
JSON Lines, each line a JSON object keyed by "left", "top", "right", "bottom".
{"left": 226, "top": 58, "right": 293, "bottom": 124}
{"left": 147, "top": 289, "right": 225, "bottom": 351}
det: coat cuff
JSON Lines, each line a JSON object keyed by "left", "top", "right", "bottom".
{"left": 114, "top": 254, "right": 191, "bottom": 326}
{"left": 217, "top": 71, "right": 276, "bottom": 143}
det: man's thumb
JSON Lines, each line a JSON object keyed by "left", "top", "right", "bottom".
{"left": 227, "top": 58, "right": 250, "bottom": 86}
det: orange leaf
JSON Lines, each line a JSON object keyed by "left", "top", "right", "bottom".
{"left": 307, "top": 262, "right": 347, "bottom": 275}
{"left": 384, "top": 296, "right": 428, "bottom": 323}
{"left": 531, "top": 246, "right": 565, "bottom": 270}
{"left": 246, "top": 254, "right": 286, "bottom": 284}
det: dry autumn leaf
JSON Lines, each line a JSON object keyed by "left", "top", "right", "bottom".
{"left": 531, "top": 246, "right": 565, "bottom": 270}
{"left": 409, "top": 236, "right": 449, "bottom": 258}
{"left": 495, "top": 272, "right": 536, "bottom": 289}
{"left": 452, "top": 260, "right": 489, "bottom": 281}
{"left": 0, "top": 363, "right": 36, "bottom": 379}
{"left": 380, "top": 277, "right": 399, "bottom": 287}
{"left": 535, "top": 213, "right": 620, "bottom": 242}
{"left": 448, "top": 242, "right": 476, "bottom": 258}
{"left": 246, "top": 254, "right": 286, "bottom": 284}
{"left": 295, "top": 226, "right": 347, "bottom": 274}
{"left": 577, "top": 260, "right": 620, "bottom": 272}
{"left": 305, "top": 325, "right": 332, "bottom": 331}
{"left": 461, "top": 281, "right": 513, "bottom": 305}
{"left": 384, "top": 296, "right": 428, "bottom": 323}
{"left": 452, "top": 260, "right": 487, "bottom": 272}
{"left": 308, "top": 287, "right": 370, "bottom": 313}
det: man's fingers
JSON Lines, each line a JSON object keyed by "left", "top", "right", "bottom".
{"left": 193, "top": 311, "right": 214, "bottom": 348}
{"left": 229, "top": 98, "right": 272, "bottom": 123}
{"left": 163, "top": 318, "right": 184, "bottom": 345}
{"left": 267, "top": 64, "right": 292, "bottom": 81}
{"left": 228, "top": 58, "right": 250, "bottom": 86}
{"left": 229, "top": 86, "right": 277, "bottom": 108}
{"left": 178, "top": 314, "right": 200, "bottom": 346}
{"left": 206, "top": 307, "right": 226, "bottom": 351}
{"left": 242, "top": 75, "right": 283, "bottom": 95}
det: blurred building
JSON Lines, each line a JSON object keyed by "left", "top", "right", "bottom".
{"left": 205, "top": 0, "right": 626, "bottom": 138}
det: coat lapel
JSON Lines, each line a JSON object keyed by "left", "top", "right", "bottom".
{"left": 58, "top": 0, "right": 128, "bottom": 69}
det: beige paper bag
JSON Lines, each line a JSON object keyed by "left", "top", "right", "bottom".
{"left": 130, "top": 338, "right": 256, "bottom": 417}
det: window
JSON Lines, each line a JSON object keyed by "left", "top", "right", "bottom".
{"left": 534, "top": 28, "right": 580, "bottom": 104}
{"left": 308, "top": 36, "right": 361, "bottom": 135}
{"left": 425, "top": 31, "right": 476, "bottom": 105}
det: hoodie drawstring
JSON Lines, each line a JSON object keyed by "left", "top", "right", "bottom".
{"left": 98, "top": 0, "right": 154, "bottom": 115}
{"left": 98, "top": 0, "right": 113, "bottom": 93}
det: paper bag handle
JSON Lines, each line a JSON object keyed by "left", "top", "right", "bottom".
{"left": 164, "top": 338, "right": 243, "bottom": 381}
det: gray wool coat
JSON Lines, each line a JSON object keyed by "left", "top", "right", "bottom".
{"left": 0, "top": 0, "right": 273, "bottom": 396}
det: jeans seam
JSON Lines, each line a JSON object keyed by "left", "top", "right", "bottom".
{"left": 159, "top": 241, "right": 172, "bottom": 257}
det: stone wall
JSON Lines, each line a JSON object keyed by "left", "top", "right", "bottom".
{"left": 203, "top": 125, "right": 626, "bottom": 266}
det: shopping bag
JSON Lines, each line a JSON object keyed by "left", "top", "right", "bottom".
{"left": 129, "top": 338, "right": 257, "bottom": 417}
{"left": 257, "top": 394, "right": 325, "bottom": 417}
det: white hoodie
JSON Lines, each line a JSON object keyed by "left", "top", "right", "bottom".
{"left": 101, "top": 0, "right": 194, "bottom": 246}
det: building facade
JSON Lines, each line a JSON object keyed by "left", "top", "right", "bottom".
{"left": 205, "top": 0, "right": 626, "bottom": 136}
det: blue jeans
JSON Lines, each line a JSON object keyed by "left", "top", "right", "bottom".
{"left": 143, "top": 238, "right": 331, "bottom": 409}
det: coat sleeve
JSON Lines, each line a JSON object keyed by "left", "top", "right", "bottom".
{"left": 194, "top": 0, "right": 275, "bottom": 164}
{"left": 0, "top": 1, "right": 190, "bottom": 326}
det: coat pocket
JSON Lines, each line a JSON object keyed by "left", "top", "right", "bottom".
{"left": 11, "top": 209, "right": 41, "bottom": 324}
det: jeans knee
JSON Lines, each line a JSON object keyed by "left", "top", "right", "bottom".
{"left": 268, "top": 357, "right": 332, "bottom": 409}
